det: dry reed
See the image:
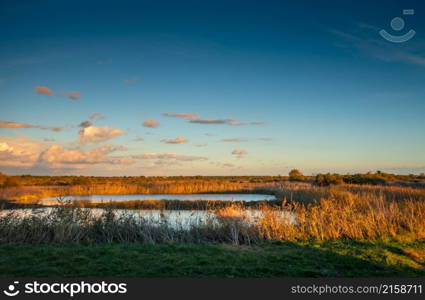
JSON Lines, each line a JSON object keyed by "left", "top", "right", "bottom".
{"left": 1, "top": 187, "right": 424, "bottom": 245}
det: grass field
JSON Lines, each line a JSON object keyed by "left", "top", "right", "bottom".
{"left": 1, "top": 240, "right": 424, "bottom": 277}
{"left": 1, "top": 174, "right": 424, "bottom": 277}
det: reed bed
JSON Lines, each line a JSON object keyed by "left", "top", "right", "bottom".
{"left": 3, "top": 180, "right": 424, "bottom": 205}
{"left": 70, "top": 199, "right": 281, "bottom": 210}
{"left": 1, "top": 187, "right": 424, "bottom": 245}
{"left": 0, "top": 182, "right": 263, "bottom": 203}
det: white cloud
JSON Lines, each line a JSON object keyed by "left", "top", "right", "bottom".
{"left": 0, "top": 136, "right": 134, "bottom": 171}
{"left": 78, "top": 125, "right": 124, "bottom": 145}
{"left": 0, "top": 136, "right": 45, "bottom": 168}
{"left": 38, "top": 144, "right": 133, "bottom": 168}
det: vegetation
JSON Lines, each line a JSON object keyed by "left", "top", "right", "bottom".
{"left": 315, "top": 173, "right": 344, "bottom": 186}
{"left": 0, "top": 241, "right": 424, "bottom": 277}
{"left": 1, "top": 185, "right": 424, "bottom": 244}
{"left": 288, "top": 169, "right": 305, "bottom": 181}
{"left": 1, "top": 172, "right": 424, "bottom": 277}
{"left": 0, "top": 172, "right": 423, "bottom": 190}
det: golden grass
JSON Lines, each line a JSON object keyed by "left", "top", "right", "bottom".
{"left": 402, "top": 249, "right": 425, "bottom": 264}
{"left": 209, "top": 187, "right": 425, "bottom": 242}
{"left": 0, "top": 181, "right": 424, "bottom": 244}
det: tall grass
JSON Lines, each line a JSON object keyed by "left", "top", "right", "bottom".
{"left": 4, "top": 180, "right": 424, "bottom": 205}
{"left": 1, "top": 188, "right": 424, "bottom": 244}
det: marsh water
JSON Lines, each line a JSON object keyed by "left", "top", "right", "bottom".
{"left": 2, "top": 194, "right": 295, "bottom": 228}
{"left": 40, "top": 193, "right": 276, "bottom": 204}
{"left": 0, "top": 208, "right": 296, "bottom": 228}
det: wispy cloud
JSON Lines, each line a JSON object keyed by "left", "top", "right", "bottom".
{"left": 330, "top": 25, "right": 425, "bottom": 67}
{"left": 223, "top": 163, "right": 235, "bottom": 167}
{"left": 189, "top": 118, "right": 232, "bottom": 124}
{"left": 162, "top": 112, "right": 199, "bottom": 119}
{"left": 160, "top": 136, "right": 187, "bottom": 144}
{"left": 221, "top": 138, "right": 246, "bottom": 142}
{"left": 58, "top": 90, "right": 82, "bottom": 100}
{"left": 123, "top": 77, "right": 139, "bottom": 85}
{"left": 36, "top": 86, "right": 82, "bottom": 100}
{"left": 222, "top": 137, "right": 271, "bottom": 142}
{"left": 163, "top": 112, "right": 265, "bottom": 126}
{"left": 134, "top": 137, "right": 145, "bottom": 142}
{"left": 0, "top": 121, "right": 62, "bottom": 132}
{"left": 35, "top": 86, "right": 53, "bottom": 96}
{"left": 89, "top": 112, "right": 106, "bottom": 120}
{"left": 189, "top": 118, "right": 265, "bottom": 126}
{"left": 143, "top": 120, "right": 160, "bottom": 128}
{"left": 96, "top": 58, "right": 112, "bottom": 65}
{"left": 232, "top": 149, "right": 247, "bottom": 158}
{"left": 68, "top": 91, "right": 81, "bottom": 100}
{"left": 79, "top": 120, "right": 93, "bottom": 128}
{"left": 43, "top": 138, "right": 56, "bottom": 142}
{"left": 133, "top": 153, "right": 207, "bottom": 162}
{"left": 230, "top": 121, "right": 265, "bottom": 126}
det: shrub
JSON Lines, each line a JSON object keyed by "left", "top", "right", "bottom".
{"left": 315, "top": 173, "right": 344, "bottom": 186}
{"left": 288, "top": 169, "right": 305, "bottom": 181}
{"left": 1, "top": 176, "right": 21, "bottom": 188}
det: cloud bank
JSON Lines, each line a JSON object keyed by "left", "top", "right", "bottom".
{"left": 0, "top": 121, "right": 62, "bottom": 132}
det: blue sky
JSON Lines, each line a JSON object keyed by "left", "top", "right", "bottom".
{"left": 0, "top": 0, "right": 424, "bottom": 175}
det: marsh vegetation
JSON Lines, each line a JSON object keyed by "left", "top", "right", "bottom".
{"left": 1, "top": 173, "right": 424, "bottom": 276}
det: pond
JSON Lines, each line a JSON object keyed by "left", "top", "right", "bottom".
{"left": 0, "top": 208, "right": 296, "bottom": 229}
{"left": 40, "top": 193, "right": 276, "bottom": 205}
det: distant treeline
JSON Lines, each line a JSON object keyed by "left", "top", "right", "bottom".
{"left": 0, "top": 171, "right": 424, "bottom": 189}
{"left": 313, "top": 172, "right": 425, "bottom": 186}
{"left": 0, "top": 174, "right": 288, "bottom": 188}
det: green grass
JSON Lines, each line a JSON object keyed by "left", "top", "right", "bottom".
{"left": 0, "top": 240, "right": 424, "bottom": 277}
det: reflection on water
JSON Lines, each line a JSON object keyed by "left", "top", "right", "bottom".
{"left": 0, "top": 207, "right": 295, "bottom": 229}
{"left": 40, "top": 193, "right": 276, "bottom": 205}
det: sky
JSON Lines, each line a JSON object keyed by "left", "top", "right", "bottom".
{"left": 0, "top": 0, "right": 424, "bottom": 176}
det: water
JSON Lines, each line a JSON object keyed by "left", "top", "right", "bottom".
{"left": 40, "top": 193, "right": 276, "bottom": 205}
{"left": 3, "top": 194, "right": 294, "bottom": 229}
{"left": 0, "top": 208, "right": 213, "bottom": 229}
{"left": 0, "top": 208, "right": 295, "bottom": 228}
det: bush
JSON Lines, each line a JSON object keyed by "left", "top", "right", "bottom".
{"left": 0, "top": 176, "right": 21, "bottom": 188}
{"left": 315, "top": 173, "right": 344, "bottom": 186}
{"left": 288, "top": 169, "right": 305, "bottom": 181}
{"left": 342, "top": 172, "right": 395, "bottom": 185}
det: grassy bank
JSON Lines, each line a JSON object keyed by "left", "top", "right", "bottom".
{"left": 0, "top": 240, "right": 424, "bottom": 277}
